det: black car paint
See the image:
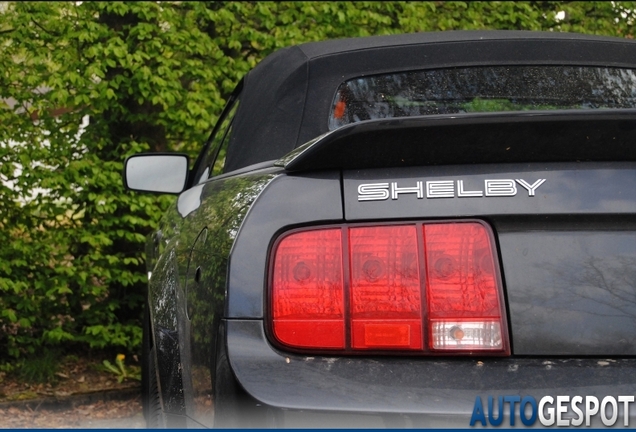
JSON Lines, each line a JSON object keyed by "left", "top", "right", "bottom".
{"left": 217, "top": 160, "right": 635, "bottom": 427}
{"left": 149, "top": 160, "right": 635, "bottom": 427}
{"left": 146, "top": 168, "right": 278, "bottom": 427}
{"left": 135, "top": 32, "right": 636, "bottom": 428}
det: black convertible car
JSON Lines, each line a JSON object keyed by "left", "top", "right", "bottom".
{"left": 124, "top": 31, "right": 636, "bottom": 428}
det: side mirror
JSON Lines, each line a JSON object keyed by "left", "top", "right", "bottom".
{"left": 124, "top": 153, "right": 189, "bottom": 194}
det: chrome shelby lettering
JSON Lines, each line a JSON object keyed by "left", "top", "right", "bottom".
{"left": 357, "top": 179, "right": 546, "bottom": 201}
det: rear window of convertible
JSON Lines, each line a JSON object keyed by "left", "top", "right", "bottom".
{"left": 328, "top": 65, "right": 636, "bottom": 130}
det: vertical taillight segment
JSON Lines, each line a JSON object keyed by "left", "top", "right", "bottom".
{"left": 272, "top": 229, "right": 345, "bottom": 348}
{"left": 349, "top": 226, "right": 422, "bottom": 350}
{"left": 270, "top": 221, "right": 509, "bottom": 355}
{"left": 424, "top": 223, "right": 504, "bottom": 352}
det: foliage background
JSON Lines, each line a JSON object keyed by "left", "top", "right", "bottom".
{"left": 0, "top": 1, "right": 634, "bottom": 361}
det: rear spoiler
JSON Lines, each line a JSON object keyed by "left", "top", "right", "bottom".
{"left": 274, "top": 110, "right": 636, "bottom": 172}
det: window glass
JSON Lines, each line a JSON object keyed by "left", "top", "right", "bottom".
{"left": 193, "top": 96, "right": 240, "bottom": 184}
{"left": 329, "top": 66, "right": 636, "bottom": 130}
{"left": 212, "top": 122, "right": 233, "bottom": 176}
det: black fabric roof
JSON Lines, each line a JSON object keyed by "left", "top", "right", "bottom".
{"left": 224, "top": 30, "right": 636, "bottom": 172}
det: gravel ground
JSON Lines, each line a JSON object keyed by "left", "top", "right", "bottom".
{"left": 1, "top": 355, "right": 145, "bottom": 429}
{"left": 0, "top": 391, "right": 144, "bottom": 429}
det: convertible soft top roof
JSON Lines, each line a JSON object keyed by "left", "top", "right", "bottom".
{"left": 225, "top": 30, "right": 636, "bottom": 172}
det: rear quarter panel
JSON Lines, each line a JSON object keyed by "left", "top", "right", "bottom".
{"left": 145, "top": 168, "right": 277, "bottom": 426}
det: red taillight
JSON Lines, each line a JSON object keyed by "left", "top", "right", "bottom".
{"left": 424, "top": 224, "right": 504, "bottom": 351}
{"left": 270, "top": 221, "right": 509, "bottom": 355}
{"left": 349, "top": 226, "right": 422, "bottom": 350}
{"left": 272, "top": 229, "right": 345, "bottom": 348}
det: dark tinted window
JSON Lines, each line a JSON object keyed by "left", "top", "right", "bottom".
{"left": 193, "top": 96, "right": 240, "bottom": 184}
{"left": 212, "top": 122, "right": 234, "bottom": 176}
{"left": 329, "top": 66, "right": 636, "bottom": 129}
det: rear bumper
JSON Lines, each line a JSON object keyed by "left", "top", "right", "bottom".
{"left": 224, "top": 319, "right": 636, "bottom": 428}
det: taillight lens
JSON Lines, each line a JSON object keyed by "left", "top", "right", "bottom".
{"left": 272, "top": 229, "right": 345, "bottom": 348}
{"left": 350, "top": 226, "right": 422, "bottom": 350}
{"left": 270, "top": 221, "right": 509, "bottom": 355}
{"left": 424, "top": 223, "right": 504, "bottom": 351}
